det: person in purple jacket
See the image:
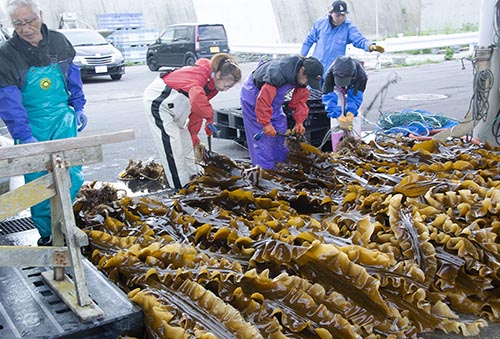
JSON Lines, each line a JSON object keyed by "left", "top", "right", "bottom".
{"left": 0, "top": 0, "right": 87, "bottom": 246}
{"left": 300, "top": 0, "right": 384, "bottom": 77}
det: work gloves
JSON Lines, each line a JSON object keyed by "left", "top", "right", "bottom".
{"left": 369, "top": 44, "right": 385, "bottom": 53}
{"left": 75, "top": 110, "right": 87, "bottom": 132}
{"left": 337, "top": 112, "right": 355, "bottom": 131}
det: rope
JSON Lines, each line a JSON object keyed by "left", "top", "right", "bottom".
{"left": 377, "top": 109, "right": 459, "bottom": 136}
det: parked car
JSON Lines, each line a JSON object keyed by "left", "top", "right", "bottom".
{"left": 146, "top": 23, "right": 230, "bottom": 71}
{"left": 58, "top": 28, "right": 125, "bottom": 80}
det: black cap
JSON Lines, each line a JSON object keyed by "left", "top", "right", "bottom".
{"left": 329, "top": 1, "right": 349, "bottom": 14}
{"left": 303, "top": 57, "right": 323, "bottom": 90}
{"left": 331, "top": 56, "right": 355, "bottom": 87}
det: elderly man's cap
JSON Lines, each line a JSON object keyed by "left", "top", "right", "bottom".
{"left": 302, "top": 57, "right": 323, "bottom": 90}
{"left": 329, "top": 0, "right": 349, "bottom": 14}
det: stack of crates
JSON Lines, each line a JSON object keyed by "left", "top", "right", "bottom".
{"left": 97, "top": 13, "right": 158, "bottom": 64}
{"left": 97, "top": 13, "right": 145, "bottom": 30}
{"left": 284, "top": 88, "right": 331, "bottom": 151}
{"left": 214, "top": 107, "right": 247, "bottom": 145}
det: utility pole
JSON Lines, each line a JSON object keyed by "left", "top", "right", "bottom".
{"left": 473, "top": 0, "right": 500, "bottom": 146}
{"left": 433, "top": 0, "right": 500, "bottom": 146}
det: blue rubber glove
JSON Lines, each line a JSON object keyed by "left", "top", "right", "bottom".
{"left": 75, "top": 110, "right": 87, "bottom": 132}
{"left": 322, "top": 92, "right": 342, "bottom": 118}
{"left": 22, "top": 136, "right": 38, "bottom": 144}
{"left": 326, "top": 106, "right": 342, "bottom": 119}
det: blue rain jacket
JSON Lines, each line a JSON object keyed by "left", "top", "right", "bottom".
{"left": 322, "top": 57, "right": 367, "bottom": 118}
{"left": 301, "top": 15, "right": 372, "bottom": 76}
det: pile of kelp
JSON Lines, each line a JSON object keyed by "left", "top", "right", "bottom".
{"left": 75, "top": 135, "right": 500, "bottom": 339}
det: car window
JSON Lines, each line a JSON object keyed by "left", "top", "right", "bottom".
{"left": 198, "top": 25, "right": 226, "bottom": 41}
{"left": 173, "top": 27, "right": 191, "bottom": 42}
{"left": 160, "top": 27, "right": 174, "bottom": 43}
{"left": 61, "top": 30, "right": 108, "bottom": 46}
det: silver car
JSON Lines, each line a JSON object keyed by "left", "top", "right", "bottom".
{"left": 58, "top": 28, "right": 125, "bottom": 81}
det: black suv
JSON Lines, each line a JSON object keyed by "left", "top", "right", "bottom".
{"left": 146, "top": 23, "right": 230, "bottom": 71}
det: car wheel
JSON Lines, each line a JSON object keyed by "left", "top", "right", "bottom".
{"left": 110, "top": 74, "right": 122, "bottom": 80}
{"left": 184, "top": 53, "right": 196, "bottom": 66}
{"left": 147, "top": 56, "right": 159, "bottom": 71}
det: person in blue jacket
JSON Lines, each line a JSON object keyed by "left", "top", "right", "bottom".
{"left": 241, "top": 56, "right": 323, "bottom": 169}
{"left": 300, "top": 0, "right": 384, "bottom": 77}
{"left": 0, "top": 0, "right": 87, "bottom": 246}
{"left": 322, "top": 56, "right": 367, "bottom": 151}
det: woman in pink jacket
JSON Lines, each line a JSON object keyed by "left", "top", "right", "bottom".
{"left": 143, "top": 53, "right": 241, "bottom": 190}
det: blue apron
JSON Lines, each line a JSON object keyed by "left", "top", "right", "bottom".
{"left": 22, "top": 64, "right": 84, "bottom": 238}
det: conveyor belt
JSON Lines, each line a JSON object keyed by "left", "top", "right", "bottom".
{"left": 0, "top": 229, "right": 143, "bottom": 339}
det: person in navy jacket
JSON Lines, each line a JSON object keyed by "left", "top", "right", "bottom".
{"left": 322, "top": 56, "right": 367, "bottom": 151}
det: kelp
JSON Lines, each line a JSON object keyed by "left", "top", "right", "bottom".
{"left": 75, "top": 136, "right": 500, "bottom": 338}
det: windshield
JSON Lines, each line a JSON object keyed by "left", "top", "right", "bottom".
{"left": 61, "top": 30, "right": 109, "bottom": 46}
{"left": 198, "top": 25, "right": 226, "bottom": 41}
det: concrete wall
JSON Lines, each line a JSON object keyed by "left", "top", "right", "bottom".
{"left": 0, "top": 0, "right": 198, "bottom": 31}
{"left": 0, "top": 0, "right": 480, "bottom": 44}
{"left": 272, "top": 0, "right": 423, "bottom": 43}
{"left": 420, "top": 0, "right": 480, "bottom": 33}
{"left": 193, "top": 0, "right": 281, "bottom": 45}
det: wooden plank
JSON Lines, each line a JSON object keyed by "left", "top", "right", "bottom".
{"left": 0, "top": 146, "right": 103, "bottom": 178}
{"left": 0, "top": 130, "right": 134, "bottom": 160}
{"left": 0, "top": 174, "right": 54, "bottom": 220}
{"left": 0, "top": 246, "right": 69, "bottom": 266}
{"left": 41, "top": 270, "right": 105, "bottom": 322}
{"left": 51, "top": 194, "right": 66, "bottom": 281}
{"left": 51, "top": 153, "right": 91, "bottom": 306}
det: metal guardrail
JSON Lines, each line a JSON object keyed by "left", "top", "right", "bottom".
{"left": 230, "top": 32, "right": 479, "bottom": 55}
{"left": 382, "top": 32, "right": 478, "bottom": 53}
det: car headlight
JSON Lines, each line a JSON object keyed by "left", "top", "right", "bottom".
{"left": 73, "top": 55, "right": 85, "bottom": 65}
{"left": 113, "top": 48, "right": 124, "bottom": 63}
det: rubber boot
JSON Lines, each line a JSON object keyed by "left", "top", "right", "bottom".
{"left": 331, "top": 131, "right": 343, "bottom": 152}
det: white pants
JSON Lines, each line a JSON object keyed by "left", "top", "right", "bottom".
{"left": 143, "top": 76, "right": 199, "bottom": 190}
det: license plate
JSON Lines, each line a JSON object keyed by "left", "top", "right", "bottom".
{"left": 210, "top": 46, "right": 220, "bottom": 53}
{"left": 95, "top": 65, "right": 108, "bottom": 73}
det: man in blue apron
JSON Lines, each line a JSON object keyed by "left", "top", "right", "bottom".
{"left": 0, "top": 0, "right": 87, "bottom": 246}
